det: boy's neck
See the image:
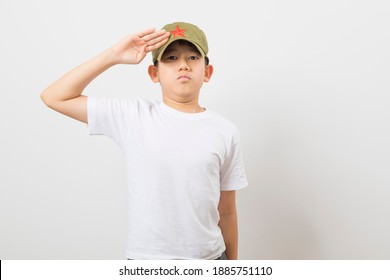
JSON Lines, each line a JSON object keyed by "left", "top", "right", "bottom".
{"left": 162, "top": 97, "right": 206, "bottom": 113}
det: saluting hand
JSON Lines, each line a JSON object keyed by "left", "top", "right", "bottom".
{"left": 109, "top": 28, "right": 170, "bottom": 65}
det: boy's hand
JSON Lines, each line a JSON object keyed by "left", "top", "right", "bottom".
{"left": 110, "top": 28, "right": 170, "bottom": 65}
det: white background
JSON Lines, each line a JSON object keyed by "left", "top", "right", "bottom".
{"left": 0, "top": 0, "right": 389, "bottom": 259}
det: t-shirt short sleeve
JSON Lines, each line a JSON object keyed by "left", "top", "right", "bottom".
{"left": 220, "top": 130, "right": 249, "bottom": 191}
{"left": 87, "top": 97, "right": 136, "bottom": 146}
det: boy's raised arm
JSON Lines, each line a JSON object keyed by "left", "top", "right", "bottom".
{"left": 40, "top": 28, "right": 169, "bottom": 123}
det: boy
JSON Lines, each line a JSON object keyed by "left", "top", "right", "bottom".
{"left": 41, "top": 22, "right": 248, "bottom": 260}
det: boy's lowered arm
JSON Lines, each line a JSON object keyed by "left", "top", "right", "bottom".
{"left": 40, "top": 28, "right": 169, "bottom": 123}
{"left": 218, "top": 190, "right": 238, "bottom": 260}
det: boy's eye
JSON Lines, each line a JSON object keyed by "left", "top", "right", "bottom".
{"left": 166, "top": 56, "right": 177, "bottom": 60}
{"left": 163, "top": 55, "right": 199, "bottom": 61}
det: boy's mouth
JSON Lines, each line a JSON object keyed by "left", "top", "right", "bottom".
{"left": 177, "top": 75, "right": 191, "bottom": 80}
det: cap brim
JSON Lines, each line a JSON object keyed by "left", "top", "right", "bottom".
{"left": 155, "top": 38, "right": 206, "bottom": 62}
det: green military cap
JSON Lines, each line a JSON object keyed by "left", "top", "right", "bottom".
{"left": 152, "top": 22, "right": 209, "bottom": 63}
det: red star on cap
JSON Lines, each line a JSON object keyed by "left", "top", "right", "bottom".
{"left": 170, "top": 25, "right": 187, "bottom": 38}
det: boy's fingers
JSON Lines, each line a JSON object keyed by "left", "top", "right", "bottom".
{"left": 146, "top": 32, "right": 169, "bottom": 46}
{"left": 135, "top": 28, "right": 170, "bottom": 53}
{"left": 142, "top": 29, "right": 169, "bottom": 42}
{"left": 136, "top": 27, "right": 156, "bottom": 38}
{"left": 146, "top": 37, "right": 169, "bottom": 52}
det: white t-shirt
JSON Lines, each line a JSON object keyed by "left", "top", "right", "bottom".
{"left": 87, "top": 97, "right": 248, "bottom": 259}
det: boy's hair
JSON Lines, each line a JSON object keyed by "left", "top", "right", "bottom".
{"left": 153, "top": 40, "right": 210, "bottom": 67}
{"left": 152, "top": 22, "right": 209, "bottom": 65}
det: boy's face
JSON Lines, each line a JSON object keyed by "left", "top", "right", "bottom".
{"left": 148, "top": 40, "right": 213, "bottom": 103}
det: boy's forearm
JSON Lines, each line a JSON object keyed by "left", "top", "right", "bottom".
{"left": 219, "top": 212, "right": 238, "bottom": 259}
{"left": 41, "top": 48, "right": 116, "bottom": 103}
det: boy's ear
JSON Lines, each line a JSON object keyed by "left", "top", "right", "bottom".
{"left": 148, "top": 65, "right": 159, "bottom": 83}
{"left": 204, "top": 64, "right": 214, "bottom": 82}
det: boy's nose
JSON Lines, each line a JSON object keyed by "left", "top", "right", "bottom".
{"left": 178, "top": 60, "right": 190, "bottom": 71}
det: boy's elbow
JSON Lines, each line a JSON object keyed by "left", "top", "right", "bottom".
{"left": 40, "top": 90, "right": 54, "bottom": 108}
{"left": 40, "top": 90, "right": 48, "bottom": 104}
